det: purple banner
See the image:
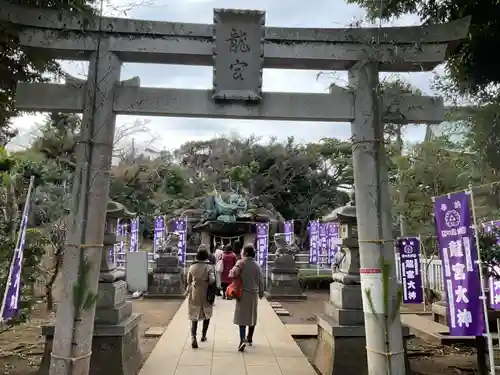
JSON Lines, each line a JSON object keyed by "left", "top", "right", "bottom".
{"left": 396, "top": 237, "right": 423, "bottom": 304}
{"left": 174, "top": 218, "right": 187, "bottom": 264}
{"left": 153, "top": 216, "right": 165, "bottom": 256}
{"left": 284, "top": 220, "right": 294, "bottom": 245}
{"left": 327, "top": 222, "right": 340, "bottom": 263}
{"left": 434, "top": 192, "right": 484, "bottom": 336}
{"left": 483, "top": 222, "right": 500, "bottom": 310}
{"left": 1, "top": 207, "right": 29, "bottom": 321}
{"left": 256, "top": 222, "right": 269, "bottom": 267}
{"left": 116, "top": 220, "right": 126, "bottom": 267}
{"left": 318, "top": 223, "right": 328, "bottom": 265}
{"left": 308, "top": 220, "right": 319, "bottom": 264}
{"left": 130, "top": 218, "right": 139, "bottom": 252}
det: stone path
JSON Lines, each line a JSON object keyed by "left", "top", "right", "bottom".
{"left": 139, "top": 297, "right": 317, "bottom": 375}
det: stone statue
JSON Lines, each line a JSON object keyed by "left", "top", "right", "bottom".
{"left": 202, "top": 188, "right": 248, "bottom": 222}
{"left": 158, "top": 232, "right": 180, "bottom": 255}
{"left": 266, "top": 234, "right": 305, "bottom": 300}
{"left": 273, "top": 233, "right": 298, "bottom": 258}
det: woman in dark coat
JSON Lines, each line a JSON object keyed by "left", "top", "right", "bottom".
{"left": 229, "top": 243, "right": 264, "bottom": 351}
{"left": 220, "top": 244, "right": 237, "bottom": 298}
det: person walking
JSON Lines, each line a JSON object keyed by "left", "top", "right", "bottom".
{"left": 186, "top": 246, "right": 216, "bottom": 349}
{"left": 220, "top": 244, "right": 237, "bottom": 298}
{"left": 214, "top": 244, "right": 224, "bottom": 295}
{"left": 230, "top": 243, "right": 264, "bottom": 351}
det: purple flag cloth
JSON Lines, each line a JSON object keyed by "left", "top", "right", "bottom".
{"left": 256, "top": 223, "right": 269, "bottom": 267}
{"left": 308, "top": 220, "right": 319, "bottom": 264}
{"left": 284, "top": 221, "right": 294, "bottom": 245}
{"left": 153, "top": 216, "right": 165, "bottom": 255}
{"left": 318, "top": 223, "right": 328, "bottom": 265}
{"left": 0, "top": 208, "right": 29, "bottom": 321}
{"left": 116, "top": 220, "right": 126, "bottom": 267}
{"left": 130, "top": 218, "right": 139, "bottom": 252}
{"left": 174, "top": 218, "right": 187, "bottom": 264}
{"left": 434, "top": 192, "right": 484, "bottom": 336}
{"left": 396, "top": 237, "right": 423, "bottom": 304}
{"left": 483, "top": 222, "right": 500, "bottom": 310}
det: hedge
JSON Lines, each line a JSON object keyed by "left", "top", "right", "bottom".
{"left": 148, "top": 270, "right": 334, "bottom": 290}
{"left": 298, "top": 274, "right": 333, "bottom": 290}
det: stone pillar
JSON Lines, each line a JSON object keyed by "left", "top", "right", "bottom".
{"left": 201, "top": 231, "right": 211, "bottom": 248}
{"left": 244, "top": 232, "right": 256, "bottom": 246}
{"left": 348, "top": 60, "right": 406, "bottom": 374}
{"left": 47, "top": 41, "right": 125, "bottom": 375}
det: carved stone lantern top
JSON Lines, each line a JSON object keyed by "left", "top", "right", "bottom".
{"left": 322, "top": 204, "right": 357, "bottom": 224}
{"left": 106, "top": 200, "right": 136, "bottom": 219}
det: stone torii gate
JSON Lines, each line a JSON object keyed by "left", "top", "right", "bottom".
{"left": 1, "top": 4, "right": 469, "bottom": 375}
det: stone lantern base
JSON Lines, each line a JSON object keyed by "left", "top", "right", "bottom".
{"left": 146, "top": 254, "right": 186, "bottom": 299}
{"left": 313, "top": 281, "right": 412, "bottom": 375}
{"left": 264, "top": 254, "right": 306, "bottom": 300}
{"left": 38, "top": 280, "right": 142, "bottom": 375}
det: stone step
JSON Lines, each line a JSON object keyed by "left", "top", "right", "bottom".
{"left": 269, "top": 302, "right": 283, "bottom": 308}
{"left": 274, "top": 308, "right": 291, "bottom": 316}
{"left": 401, "top": 314, "right": 475, "bottom": 345}
{"left": 285, "top": 324, "right": 318, "bottom": 337}
{"left": 144, "top": 326, "right": 165, "bottom": 338}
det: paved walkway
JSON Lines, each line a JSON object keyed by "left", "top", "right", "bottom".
{"left": 139, "top": 297, "right": 317, "bottom": 375}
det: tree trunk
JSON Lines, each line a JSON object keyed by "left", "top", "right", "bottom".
{"left": 46, "top": 285, "right": 54, "bottom": 311}
{"left": 46, "top": 251, "right": 63, "bottom": 311}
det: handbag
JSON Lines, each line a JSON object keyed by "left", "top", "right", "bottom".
{"left": 226, "top": 262, "right": 244, "bottom": 300}
{"left": 206, "top": 265, "right": 217, "bottom": 305}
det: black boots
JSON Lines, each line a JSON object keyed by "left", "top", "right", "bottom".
{"left": 247, "top": 326, "right": 255, "bottom": 346}
{"left": 201, "top": 319, "right": 209, "bottom": 342}
{"left": 238, "top": 341, "right": 246, "bottom": 352}
{"left": 191, "top": 321, "right": 198, "bottom": 348}
{"left": 191, "top": 319, "right": 210, "bottom": 348}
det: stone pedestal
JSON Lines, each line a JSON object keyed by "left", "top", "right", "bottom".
{"left": 146, "top": 254, "right": 185, "bottom": 299}
{"left": 314, "top": 281, "right": 411, "bottom": 375}
{"left": 432, "top": 297, "right": 500, "bottom": 330}
{"left": 38, "top": 281, "right": 142, "bottom": 375}
{"left": 265, "top": 254, "right": 305, "bottom": 300}
{"left": 315, "top": 204, "right": 411, "bottom": 375}
{"left": 39, "top": 202, "right": 142, "bottom": 375}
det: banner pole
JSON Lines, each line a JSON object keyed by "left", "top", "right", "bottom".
{"left": 418, "top": 234, "right": 427, "bottom": 313}
{"left": 183, "top": 216, "right": 187, "bottom": 277}
{"left": 469, "top": 186, "right": 496, "bottom": 374}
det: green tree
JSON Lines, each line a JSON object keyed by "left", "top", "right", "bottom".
{"left": 0, "top": 0, "right": 96, "bottom": 145}
{"left": 346, "top": 0, "right": 500, "bottom": 96}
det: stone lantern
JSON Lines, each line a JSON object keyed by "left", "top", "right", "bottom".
{"left": 323, "top": 201, "right": 359, "bottom": 286}
{"left": 313, "top": 196, "right": 411, "bottom": 375}
{"left": 39, "top": 200, "right": 142, "bottom": 375}
{"left": 100, "top": 200, "right": 135, "bottom": 282}
{"left": 94, "top": 200, "right": 141, "bottom": 375}
{"left": 313, "top": 198, "right": 369, "bottom": 375}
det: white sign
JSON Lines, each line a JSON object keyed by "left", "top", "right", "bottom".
{"left": 361, "top": 272, "right": 384, "bottom": 315}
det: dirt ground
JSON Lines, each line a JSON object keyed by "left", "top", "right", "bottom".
{"left": 0, "top": 298, "right": 182, "bottom": 375}
{"left": 278, "top": 291, "right": 479, "bottom": 375}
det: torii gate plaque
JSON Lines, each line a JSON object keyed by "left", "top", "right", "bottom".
{"left": 213, "top": 9, "right": 265, "bottom": 101}
{"left": 0, "top": 4, "right": 470, "bottom": 375}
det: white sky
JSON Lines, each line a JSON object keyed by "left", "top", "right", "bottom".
{"left": 8, "top": 0, "right": 442, "bottom": 152}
